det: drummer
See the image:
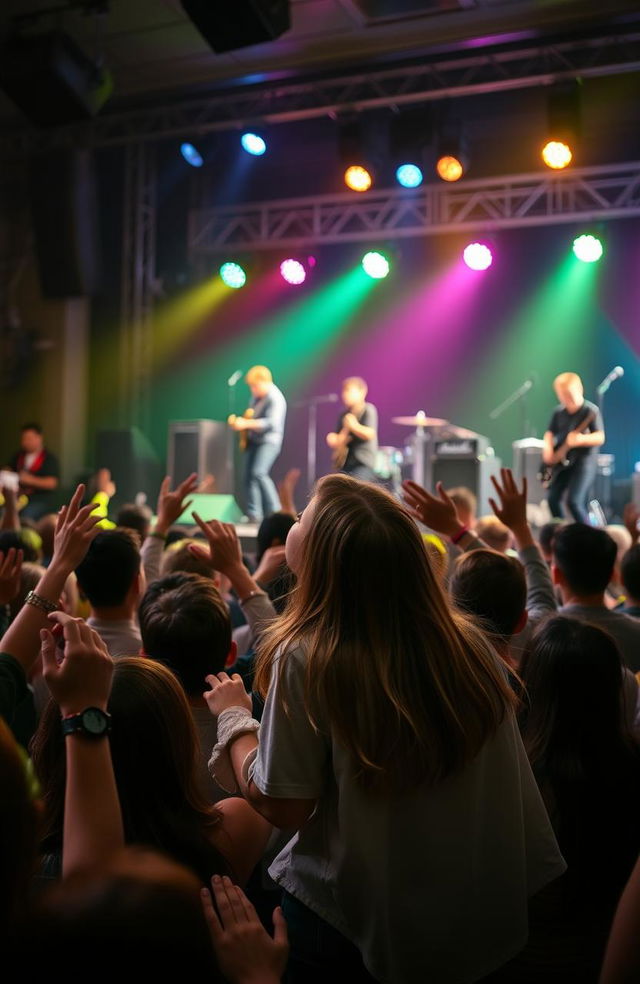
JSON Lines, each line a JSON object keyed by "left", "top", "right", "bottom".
{"left": 326, "top": 376, "right": 379, "bottom": 481}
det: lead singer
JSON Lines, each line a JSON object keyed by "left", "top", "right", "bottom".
{"left": 229, "top": 365, "right": 287, "bottom": 522}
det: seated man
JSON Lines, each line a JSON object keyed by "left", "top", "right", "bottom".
{"left": 75, "top": 530, "right": 145, "bottom": 658}
{"left": 138, "top": 572, "right": 236, "bottom": 802}
{"left": 6, "top": 423, "right": 59, "bottom": 520}
{"left": 553, "top": 523, "right": 640, "bottom": 673}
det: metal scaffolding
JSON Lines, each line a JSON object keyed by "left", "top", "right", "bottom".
{"left": 2, "top": 29, "right": 640, "bottom": 154}
{"left": 119, "top": 141, "right": 157, "bottom": 433}
{"left": 187, "top": 161, "right": 640, "bottom": 253}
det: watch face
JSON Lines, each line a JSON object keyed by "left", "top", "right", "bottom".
{"left": 82, "top": 708, "right": 108, "bottom": 735}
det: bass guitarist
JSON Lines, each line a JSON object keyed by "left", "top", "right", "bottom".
{"left": 228, "top": 365, "right": 287, "bottom": 522}
{"left": 542, "top": 372, "right": 604, "bottom": 523}
{"left": 326, "top": 377, "right": 378, "bottom": 481}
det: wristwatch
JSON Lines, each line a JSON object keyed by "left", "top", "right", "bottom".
{"left": 62, "top": 707, "right": 112, "bottom": 739}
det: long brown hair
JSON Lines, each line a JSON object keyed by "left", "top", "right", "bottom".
{"left": 31, "top": 658, "right": 229, "bottom": 884}
{"left": 255, "top": 474, "right": 515, "bottom": 794}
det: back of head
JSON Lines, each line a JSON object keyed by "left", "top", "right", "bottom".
{"left": 139, "top": 573, "right": 232, "bottom": 694}
{"left": 26, "top": 848, "right": 217, "bottom": 977}
{"left": 475, "top": 515, "right": 512, "bottom": 553}
{"left": 538, "top": 519, "right": 565, "bottom": 560}
{"left": 450, "top": 549, "right": 526, "bottom": 640}
{"left": 621, "top": 544, "right": 640, "bottom": 602}
{"left": 520, "top": 616, "right": 628, "bottom": 780}
{"left": 446, "top": 486, "right": 477, "bottom": 526}
{"left": 257, "top": 474, "right": 514, "bottom": 794}
{"left": 245, "top": 365, "right": 272, "bottom": 385}
{"left": 256, "top": 511, "right": 295, "bottom": 564}
{"left": 552, "top": 523, "right": 616, "bottom": 596}
{"left": 0, "top": 529, "right": 40, "bottom": 564}
{"left": 75, "top": 530, "right": 141, "bottom": 608}
{"left": 160, "top": 539, "right": 216, "bottom": 580}
{"left": 115, "top": 503, "right": 152, "bottom": 541}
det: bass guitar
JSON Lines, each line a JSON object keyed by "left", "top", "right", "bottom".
{"left": 228, "top": 408, "right": 255, "bottom": 452}
{"left": 538, "top": 408, "right": 596, "bottom": 489}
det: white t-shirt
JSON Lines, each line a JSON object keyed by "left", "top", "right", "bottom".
{"left": 251, "top": 645, "right": 566, "bottom": 984}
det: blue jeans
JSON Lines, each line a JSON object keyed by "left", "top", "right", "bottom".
{"left": 282, "top": 892, "right": 378, "bottom": 983}
{"left": 547, "top": 454, "right": 598, "bottom": 524}
{"left": 244, "top": 442, "right": 281, "bottom": 521}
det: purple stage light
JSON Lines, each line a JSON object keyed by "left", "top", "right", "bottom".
{"left": 463, "top": 242, "right": 493, "bottom": 271}
{"left": 280, "top": 258, "right": 307, "bottom": 285}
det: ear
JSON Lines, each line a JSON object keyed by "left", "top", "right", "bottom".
{"left": 227, "top": 640, "right": 238, "bottom": 663}
{"left": 512, "top": 609, "right": 528, "bottom": 636}
{"left": 551, "top": 562, "right": 563, "bottom": 586}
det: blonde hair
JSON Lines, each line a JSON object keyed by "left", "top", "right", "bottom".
{"left": 255, "top": 475, "right": 515, "bottom": 794}
{"left": 342, "top": 376, "right": 368, "bottom": 394}
{"left": 245, "top": 365, "right": 272, "bottom": 385}
{"left": 475, "top": 515, "right": 513, "bottom": 553}
{"left": 554, "top": 371, "right": 582, "bottom": 390}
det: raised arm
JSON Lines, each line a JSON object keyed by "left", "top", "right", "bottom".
{"left": 140, "top": 473, "right": 199, "bottom": 582}
{"left": 41, "top": 612, "right": 123, "bottom": 877}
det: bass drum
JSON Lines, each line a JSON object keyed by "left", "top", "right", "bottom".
{"left": 374, "top": 446, "right": 404, "bottom": 493}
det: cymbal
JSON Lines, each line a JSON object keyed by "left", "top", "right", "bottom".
{"left": 391, "top": 415, "right": 449, "bottom": 427}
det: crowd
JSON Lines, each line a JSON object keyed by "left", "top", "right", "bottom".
{"left": 2, "top": 426, "right": 640, "bottom": 982}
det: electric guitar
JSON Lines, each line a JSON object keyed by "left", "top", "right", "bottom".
{"left": 332, "top": 425, "right": 351, "bottom": 469}
{"left": 538, "top": 408, "right": 596, "bottom": 489}
{"left": 227, "top": 408, "right": 254, "bottom": 452}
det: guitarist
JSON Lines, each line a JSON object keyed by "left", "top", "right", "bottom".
{"left": 228, "top": 365, "right": 287, "bottom": 522}
{"left": 542, "top": 372, "right": 604, "bottom": 523}
{"left": 326, "top": 377, "right": 378, "bottom": 481}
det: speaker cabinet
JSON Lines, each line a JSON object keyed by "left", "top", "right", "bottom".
{"left": 29, "top": 149, "right": 99, "bottom": 298}
{"left": 512, "top": 439, "right": 546, "bottom": 505}
{"left": 95, "top": 428, "right": 162, "bottom": 506}
{"left": 167, "top": 419, "right": 231, "bottom": 493}
{"left": 175, "top": 494, "right": 243, "bottom": 525}
{"left": 431, "top": 454, "right": 503, "bottom": 518}
{"left": 180, "top": 0, "right": 290, "bottom": 53}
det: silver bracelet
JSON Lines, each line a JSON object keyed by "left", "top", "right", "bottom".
{"left": 25, "top": 590, "right": 59, "bottom": 615}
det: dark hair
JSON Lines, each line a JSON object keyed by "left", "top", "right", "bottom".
{"left": 0, "top": 530, "right": 39, "bottom": 564}
{"left": 161, "top": 541, "right": 216, "bottom": 580}
{"left": 115, "top": 504, "right": 152, "bottom": 540}
{"left": 139, "top": 573, "right": 232, "bottom": 695}
{"left": 256, "top": 511, "right": 295, "bottom": 565}
{"left": 75, "top": 530, "right": 141, "bottom": 608}
{"left": 450, "top": 549, "right": 527, "bottom": 640}
{"left": 519, "top": 616, "right": 640, "bottom": 912}
{"left": 21, "top": 422, "right": 42, "bottom": 435}
{"left": 538, "top": 520, "right": 565, "bottom": 559}
{"left": 31, "top": 658, "right": 229, "bottom": 885}
{"left": 552, "top": 523, "right": 616, "bottom": 595}
{"left": 621, "top": 544, "right": 640, "bottom": 602}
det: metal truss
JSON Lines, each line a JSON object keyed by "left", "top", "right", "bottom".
{"left": 187, "top": 161, "right": 640, "bottom": 253}
{"left": 119, "top": 141, "right": 157, "bottom": 433}
{"left": 2, "top": 28, "right": 640, "bottom": 153}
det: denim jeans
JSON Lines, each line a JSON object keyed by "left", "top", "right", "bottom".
{"left": 244, "top": 441, "right": 282, "bottom": 520}
{"left": 282, "top": 892, "right": 378, "bottom": 983}
{"left": 547, "top": 453, "right": 598, "bottom": 524}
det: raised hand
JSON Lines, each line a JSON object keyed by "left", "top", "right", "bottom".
{"left": 488, "top": 468, "right": 532, "bottom": 549}
{"left": 155, "top": 473, "right": 199, "bottom": 534}
{"left": 203, "top": 670, "right": 252, "bottom": 717}
{"left": 53, "top": 485, "right": 102, "bottom": 573}
{"left": 201, "top": 874, "right": 288, "bottom": 984}
{"left": 41, "top": 611, "right": 114, "bottom": 717}
{"left": 253, "top": 545, "right": 287, "bottom": 587}
{"left": 402, "top": 479, "right": 464, "bottom": 538}
{"left": 277, "top": 467, "right": 301, "bottom": 517}
{"left": 623, "top": 502, "right": 640, "bottom": 545}
{"left": 191, "top": 514, "right": 243, "bottom": 578}
{"left": 0, "top": 547, "right": 23, "bottom": 604}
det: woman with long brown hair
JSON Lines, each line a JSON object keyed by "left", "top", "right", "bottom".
{"left": 31, "top": 657, "right": 270, "bottom": 887}
{"left": 199, "top": 475, "right": 566, "bottom": 983}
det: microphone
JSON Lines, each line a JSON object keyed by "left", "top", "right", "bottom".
{"left": 227, "top": 369, "right": 243, "bottom": 387}
{"left": 597, "top": 366, "right": 624, "bottom": 395}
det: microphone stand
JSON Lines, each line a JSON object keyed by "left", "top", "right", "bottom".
{"left": 292, "top": 394, "right": 338, "bottom": 488}
{"left": 489, "top": 380, "right": 534, "bottom": 438}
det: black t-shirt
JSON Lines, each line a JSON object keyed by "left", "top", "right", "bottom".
{"left": 547, "top": 400, "right": 603, "bottom": 461}
{"left": 336, "top": 402, "right": 379, "bottom": 470}
{"left": 10, "top": 447, "right": 59, "bottom": 504}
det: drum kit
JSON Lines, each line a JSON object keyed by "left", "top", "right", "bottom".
{"left": 375, "top": 412, "right": 482, "bottom": 493}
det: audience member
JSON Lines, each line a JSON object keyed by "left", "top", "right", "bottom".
{"left": 75, "top": 529, "right": 145, "bottom": 657}
{"left": 474, "top": 514, "right": 513, "bottom": 553}
{"left": 5, "top": 423, "right": 59, "bottom": 520}
{"left": 552, "top": 523, "right": 640, "bottom": 672}
{"left": 514, "top": 617, "right": 640, "bottom": 980}
{"left": 200, "top": 476, "right": 565, "bottom": 983}
{"left": 445, "top": 485, "right": 477, "bottom": 529}
{"left": 621, "top": 544, "right": 640, "bottom": 617}
{"left": 139, "top": 571, "right": 236, "bottom": 801}
{"left": 115, "top": 502, "right": 153, "bottom": 542}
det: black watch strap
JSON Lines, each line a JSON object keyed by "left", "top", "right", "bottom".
{"left": 62, "top": 707, "right": 112, "bottom": 739}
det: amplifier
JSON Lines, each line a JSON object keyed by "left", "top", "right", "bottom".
{"left": 433, "top": 437, "right": 489, "bottom": 457}
{"left": 431, "top": 454, "right": 502, "bottom": 518}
